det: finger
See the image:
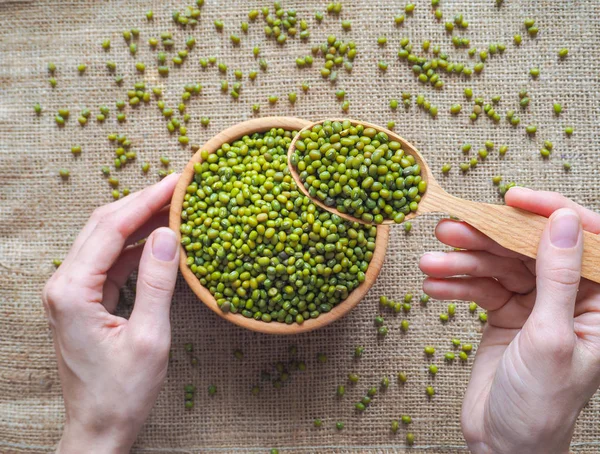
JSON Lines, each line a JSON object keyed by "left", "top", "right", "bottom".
{"left": 99, "top": 207, "right": 171, "bottom": 313}
{"left": 419, "top": 251, "right": 536, "bottom": 294}
{"left": 530, "top": 208, "right": 583, "bottom": 334}
{"left": 62, "top": 190, "right": 147, "bottom": 265}
{"left": 486, "top": 293, "right": 535, "bottom": 329}
{"left": 75, "top": 173, "right": 179, "bottom": 276}
{"left": 125, "top": 206, "right": 171, "bottom": 247}
{"left": 573, "top": 280, "right": 600, "bottom": 316}
{"left": 435, "top": 219, "right": 528, "bottom": 259}
{"left": 422, "top": 277, "right": 513, "bottom": 311}
{"left": 102, "top": 244, "right": 145, "bottom": 313}
{"left": 129, "top": 228, "right": 179, "bottom": 336}
{"left": 506, "top": 188, "right": 600, "bottom": 234}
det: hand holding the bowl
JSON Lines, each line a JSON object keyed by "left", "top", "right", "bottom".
{"left": 420, "top": 188, "right": 600, "bottom": 454}
{"left": 42, "top": 174, "right": 180, "bottom": 453}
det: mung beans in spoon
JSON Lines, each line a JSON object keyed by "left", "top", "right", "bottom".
{"left": 290, "top": 120, "right": 426, "bottom": 225}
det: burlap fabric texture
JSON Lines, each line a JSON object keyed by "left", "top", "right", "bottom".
{"left": 1, "top": 0, "right": 600, "bottom": 452}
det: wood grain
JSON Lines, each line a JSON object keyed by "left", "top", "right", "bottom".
{"left": 420, "top": 185, "right": 600, "bottom": 283}
{"left": 288, "top": 118, "right": 600, "bottom": 284}
{"left": 169, "top": 117, "right": 390, "bottom": 335}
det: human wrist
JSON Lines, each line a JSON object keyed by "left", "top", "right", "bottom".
{"left": 474, "top": 421, "right": 575, "bottom": 454}
{"left": 57, "top": 419, "right": 136, "bottom": 454}
{"left": 469, "top": 439, "right": 571, "bottom": 454}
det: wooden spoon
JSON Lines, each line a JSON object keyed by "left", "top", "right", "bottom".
{"left": 288, "top": 118, "right": 600, "bottom": 284}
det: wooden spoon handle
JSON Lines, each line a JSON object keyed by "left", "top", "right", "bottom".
{"left": 424, "top": 190, "right": 600, "bottom": 284}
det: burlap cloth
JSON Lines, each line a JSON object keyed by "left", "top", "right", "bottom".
{"left": 1, "top": 0, "right": 599, "bottom": 452}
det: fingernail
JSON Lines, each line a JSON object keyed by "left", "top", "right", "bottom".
{"left": 550, "top": 210, "right": 580, "bottom": 249}
{"left": 507, "top": 186, "right": 531, "bottom": 195}
{"left": 152, "top": 228, "right": 177, "bottom": 261}
{"left": 423, "top": 251, "right": 446, "bottom": 259}
{"left": 161, "top": 172, "right": 179, "bottom": 183}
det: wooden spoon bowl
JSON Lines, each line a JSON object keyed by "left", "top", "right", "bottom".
{"left": 289, "top": 118, "right": 600, "bottom": 283}
{"left": 169, "top": 117, "right": 390, "bottom": 335}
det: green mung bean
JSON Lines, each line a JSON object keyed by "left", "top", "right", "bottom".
{"left": 381, "top": 376, "right": 390, "bottom": 388}
{"left": 292, "top": 121, "right": 426, "bottom": 224}
{"left": 181, "top": 129, "right": 376, "bottom": 324}
{"left": 526, "top": 124, "right": 537, "bottom": 134}
{"left": 553, "top": 103, "right": 562, "bottom": 115}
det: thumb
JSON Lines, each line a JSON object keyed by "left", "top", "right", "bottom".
{"left": 129, "top": 227, "right": 179, "bottom": 334}
{"left": 531, "top": 208, "right": 583, "bottom": 332}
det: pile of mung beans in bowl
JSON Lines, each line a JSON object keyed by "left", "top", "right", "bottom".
{"left": 169, "top": 117, "right": 389, "bottom": 334}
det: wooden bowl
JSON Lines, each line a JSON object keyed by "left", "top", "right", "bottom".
{"left": 169, "top": 117, "right": 390, "bottom": 334}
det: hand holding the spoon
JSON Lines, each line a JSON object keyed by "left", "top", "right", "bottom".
{"left": 420, "top": 187, "right": 600, "bottom": 454}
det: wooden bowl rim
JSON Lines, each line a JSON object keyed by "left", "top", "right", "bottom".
{"left": 169, "top": 116, "right": 390, "bottom": 335}
{"left": 287, "top": 118, "right": 435, "bottom": 225}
